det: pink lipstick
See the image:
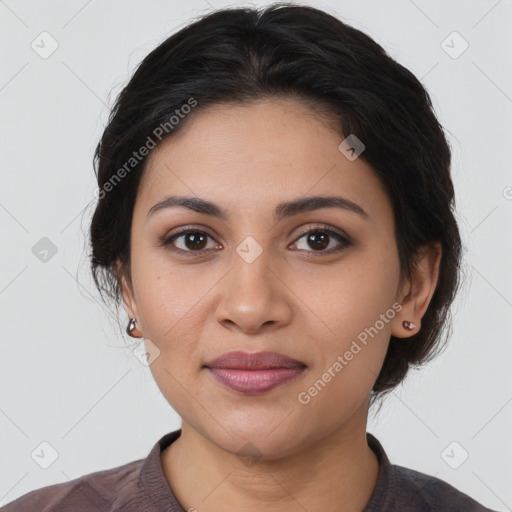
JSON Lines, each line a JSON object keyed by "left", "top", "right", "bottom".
{"left": 204, "top": 350, "right": 307, "bottom": 394}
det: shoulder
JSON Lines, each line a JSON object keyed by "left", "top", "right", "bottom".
{"left": 391, "top": 463, "right": 497, "bottom": 511}
{"left": 1, "top": 458, "right": 145, "bottom": 512}
{"left": 366, "top": 433, "right": 497, "bottom": 512}
{"left": 2, "top": 430, "right": 183, "bottom": 512}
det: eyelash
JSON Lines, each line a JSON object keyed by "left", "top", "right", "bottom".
{"left": 160, "top": 224, "right": 353, "bottom": 257}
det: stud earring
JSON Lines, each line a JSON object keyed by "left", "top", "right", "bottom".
{"left": 126, "top": 317, "right": 138, "bottom": 337}
{"left": 402, "top": 320, "right": 416, "bottom": 330}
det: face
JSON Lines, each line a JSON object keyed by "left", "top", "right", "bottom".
{"left": 120, "top": 98, "right": 408, "bottom": 459}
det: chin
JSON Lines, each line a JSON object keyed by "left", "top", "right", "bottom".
{"left": 202, "top": 416, "right": 311, "bottom": 461}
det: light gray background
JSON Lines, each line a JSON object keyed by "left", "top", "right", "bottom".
{"left": 1, "top": 0, "right": 511, "bottom": 510}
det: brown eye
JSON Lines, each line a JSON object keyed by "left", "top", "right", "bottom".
{"left": 161, "top": 224, "right": 352, "bottom": 257}
{"left": 180, "top": 231, "right": 208, "bottom": 250}
{"left": 163, "top": 229, "right": 220, "bottom": 254}
{"left": 292, "top": 227, "right": 352, "bottom": 254}
{"left": 305, "top": 231, "right": 329, "bottom": 250}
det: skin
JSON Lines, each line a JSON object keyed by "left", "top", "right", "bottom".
{"left": 119, "top": 98, "right": 442, "bottom": 512}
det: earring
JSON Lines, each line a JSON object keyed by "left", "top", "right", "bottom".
{"left": 126, "top": 317, "right": 138, "bottom": 337}
{"left": 403, "top": 320, "right": 417, "bottom": 331}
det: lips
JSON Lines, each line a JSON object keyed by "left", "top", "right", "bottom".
{"left": 204, "top": 350, "right": 307, "bottom": 394}
{"left": 204, "top": 350, "right": 306, "bottom": 370}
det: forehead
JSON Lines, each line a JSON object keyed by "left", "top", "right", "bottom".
{"left": 134, "top": 98, "right": 391, "bottom": 223}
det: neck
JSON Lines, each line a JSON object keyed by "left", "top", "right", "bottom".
{"left": 162, "top": 401, "right": 379, "bottom": 512}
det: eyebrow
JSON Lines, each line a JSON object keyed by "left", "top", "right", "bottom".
{"left": 146, "top": 195, "right": 369, "bottom": 222}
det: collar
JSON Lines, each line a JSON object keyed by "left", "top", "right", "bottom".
{"left": 139, "top": 429, "right": 394, "bottom": 511}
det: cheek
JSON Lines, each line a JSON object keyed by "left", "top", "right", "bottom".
{"left": 129, "top": 284, "right": 201, "bottom": 384}
{"left": 135, "top": 273, "right": 204, "bottom": 413}
{"left": 319, "top": 245, "right": 400, "bottom": 342}
{"left": 130, "top": 246, "right": 213, "bottom": 339}
{"left": 301, "top": 246, "right": 400, "bottom": 401}
{"left": 296, "top": 311, "right": 392, "bottom": 427}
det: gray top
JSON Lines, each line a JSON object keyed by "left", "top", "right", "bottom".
{"left": 2, "top": 430, "right": 497, "bottom": 511}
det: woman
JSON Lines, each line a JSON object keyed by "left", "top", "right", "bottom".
{"left": 3, "top": 3, "right": 497, "bottom": 511}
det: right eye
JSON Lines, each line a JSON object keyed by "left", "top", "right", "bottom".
{"left": 161, "top": 229, "right": 222, "bottom": 256}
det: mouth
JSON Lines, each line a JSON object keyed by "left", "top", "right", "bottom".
{"left": 203, "top": 350, "right": 307, "bottom": 395}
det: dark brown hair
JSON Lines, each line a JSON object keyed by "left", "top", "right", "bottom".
{"left": 88, "top": 2, "right": 464, "bottom": 406}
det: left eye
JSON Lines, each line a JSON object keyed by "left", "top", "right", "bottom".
{"left": 291, "top": 228, "right": 351, "bottom": 253}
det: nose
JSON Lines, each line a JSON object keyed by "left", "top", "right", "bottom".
{"left": 214, "top": 246, "right": 293, "bottom": 335}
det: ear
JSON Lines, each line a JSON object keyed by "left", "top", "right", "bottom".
{"left": 391, "top": 242, "right": 442, "bottom": 339}
{"left": 116, "top": 259, "right": 143, "bottom": 337}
